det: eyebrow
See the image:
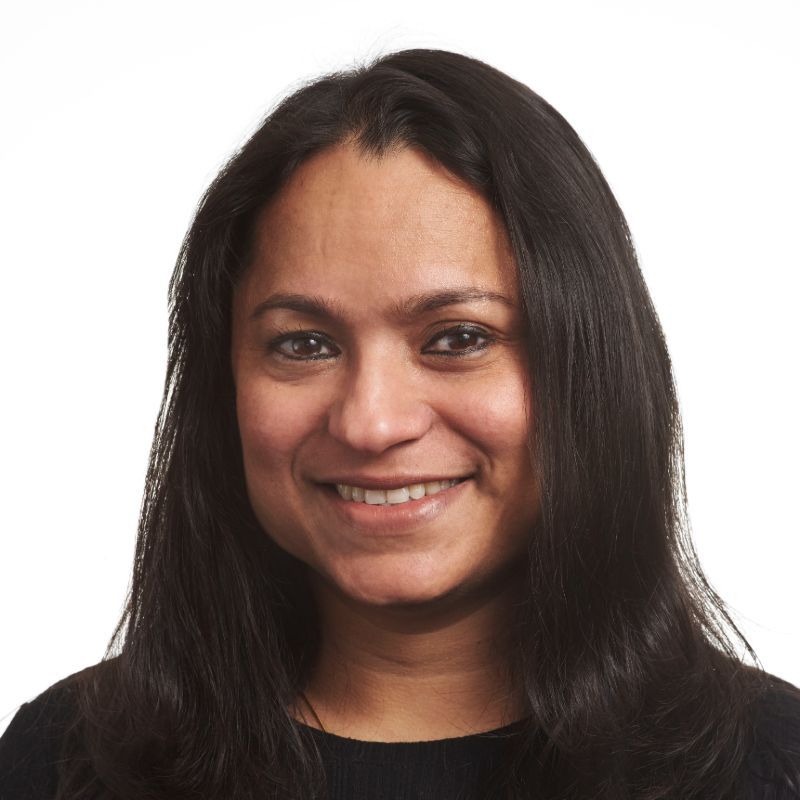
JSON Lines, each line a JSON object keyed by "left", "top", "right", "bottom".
{"left": 249, "top": 288, "right": 517, "bottom": 323}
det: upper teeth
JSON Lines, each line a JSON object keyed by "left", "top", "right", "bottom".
{"left": 335, "top": 479, "right": 463, "bottom": 505}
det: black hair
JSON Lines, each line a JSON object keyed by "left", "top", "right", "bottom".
{"left": 55, "top": 48, "right": 792, "bottom": 799}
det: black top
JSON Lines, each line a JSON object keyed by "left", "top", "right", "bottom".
{"left": 305, "top": 720, "right": 519, "bottom": 799}
{"left": 2, "top": 675, "right": 800, "bottom": 799}
{"left": 0, "top": 687, "right": 518, "bottom": 800}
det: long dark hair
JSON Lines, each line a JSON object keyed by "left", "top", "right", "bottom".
{"left": 55, "top": 48, "right": 782, "bottom": 799}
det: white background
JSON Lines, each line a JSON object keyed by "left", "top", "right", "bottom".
{"left": 1, "top": 0, "right": 798, "bottom": 736}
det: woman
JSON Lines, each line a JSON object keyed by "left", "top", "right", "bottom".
{"left": 1, "top": 48, "right": 798, "bottom": 799}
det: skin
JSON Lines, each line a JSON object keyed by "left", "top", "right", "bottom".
{"left": 231, "top": 142, "right": 540, "bottom": 740}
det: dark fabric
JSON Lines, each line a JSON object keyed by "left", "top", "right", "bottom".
{"left": 0, "top": 686, "right": 70, "bottom": 800}
{"left": 2, "top": 674, "right": 799, "bottom": 799}
{"left": 746, "top": 678, "right": 800, "bottom": 798}
{"left": 304, "top": 721, "right": 518, "bottom": 800}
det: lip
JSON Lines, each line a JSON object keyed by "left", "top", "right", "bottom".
{"left": 319, "top": 477, "right": 472, "bottom": 534}
{"left": 316, "top": 474, "right": 472, "bottom": 491}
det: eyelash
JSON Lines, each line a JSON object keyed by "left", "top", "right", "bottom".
{"left": 268, "top": 324, "right": 495, "bottom": 362}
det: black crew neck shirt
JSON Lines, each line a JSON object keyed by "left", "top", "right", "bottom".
{"left": 2, "top": 677, "right": 799, "bottom": 799}
{"left": 303, "top": 720, "right": 520, "bottom": 799}
{"left": 0, "top": 689, "right": 519, "bottom": 800}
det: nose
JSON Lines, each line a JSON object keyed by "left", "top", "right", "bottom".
{"left": 326, "top": 349, "right": 434, "bottom": 454}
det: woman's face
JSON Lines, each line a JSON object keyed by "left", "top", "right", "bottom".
{"left": 231, "top": 143, "right": 539, "bottom": 608}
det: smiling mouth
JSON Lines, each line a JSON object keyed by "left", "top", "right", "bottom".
{"left": 328, "top": 477, "right": 470, "bottom": 506}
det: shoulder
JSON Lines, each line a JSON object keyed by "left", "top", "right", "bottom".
{"left": 745, "top": 671, "right": 800, "bottom": 798}
{"left": 0, "top": 667, "right": 93, "bottom": 800}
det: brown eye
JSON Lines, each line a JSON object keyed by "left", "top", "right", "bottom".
{"left": 271, "top": 333, "right": 338, "bottom": 360}
{"left": 444, "top": 331, "right": 480, "bottom": 350}
{"left": 425, "top": 326, "right": 493, "bottom": 356}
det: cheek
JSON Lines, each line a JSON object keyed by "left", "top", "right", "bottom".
{"left": 449, "top": 366, "right": 537, "bottom": 532}
{"left": 235, "top": 383, "right": 324, "bottom": 561}
{"left": 451, "top": 369, "right": 531, "bottom": 456}
{"left": 236, "top": 381, "right": 323, "bottom": 477}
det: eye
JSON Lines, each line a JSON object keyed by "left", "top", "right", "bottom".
{"left": 424, "top": 325, "right": 493, "bottom": 357}
{"left": 269, "top": 331, "right": 339, "bottom": 361}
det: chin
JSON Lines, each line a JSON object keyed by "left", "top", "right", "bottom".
{"left": 331, "top": 559, "right": 463, "bottom": 609}
{"left": 349, "top": 584, "right": 451, "bottom": 609}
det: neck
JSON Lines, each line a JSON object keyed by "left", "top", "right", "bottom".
{"left": 295, "top": 568, "right": 528, "bottom": 742}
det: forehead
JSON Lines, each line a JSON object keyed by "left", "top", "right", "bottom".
{"left": 238, "top": 143, "right": 518, "bottom": 313}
